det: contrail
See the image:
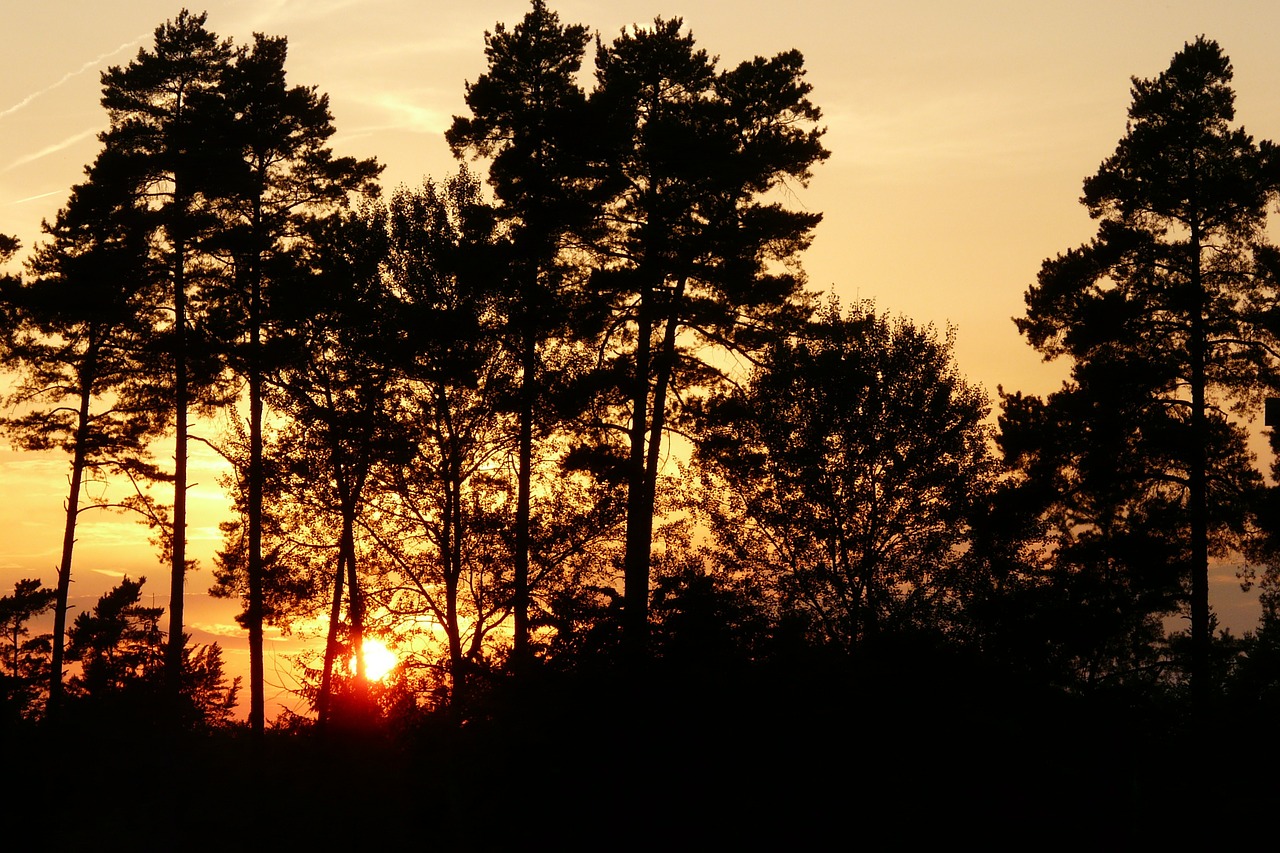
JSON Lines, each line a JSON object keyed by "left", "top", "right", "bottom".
{"left": 9, "top": 189, "right": 64, "bottom": 205}
{"left": 0, "top": 34, "right": 147, "bottom": 121}
{"left": 4, "top": 128, "right": 99, "bottom": 172}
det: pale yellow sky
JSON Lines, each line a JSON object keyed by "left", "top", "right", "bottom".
{"left": 4, "top": 1, "right": 1280, "bottom": 713}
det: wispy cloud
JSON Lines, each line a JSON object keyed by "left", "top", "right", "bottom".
{"left": 4, "top": 128, "right": 98, "bottom": 173}
{"left": 233, "top": 0, "right": 391, "bottom": 32}
{"left": 91, "top": 568, "right": 128, "bottom": 580}
{"left": 191, "top": 621, "right": 248, "bottom": 639}
{"left": 0, "top": 35, "right": 147, "bottom": 121}
{"left": 349, "top": 90, "right": 449, "bottom": 136}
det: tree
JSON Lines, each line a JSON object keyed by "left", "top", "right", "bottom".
{"left": 447, "top": 0, "right": 596, "bottom": 670}
{"left": 97, "top": 8, "right": 234, "bottom": 695}
{"left": 0, "top": 580, "right": 56, "bottom": 722}
{"left": 991, "top": 382, "right": 1259, "bottom": 692}
{"left": 205, "top": 31, "right": 381, "bottom": 736}
{"left": 696, "top": 300, "right": 994, "bottom": 652}
{"left": 65, "top": 576, "right": 238, "bottom": 728}
{"left": 0, "top": 172, "right": 163, "bottom": 720}
{"left": 588, "top": 19, "right": 827, "bottom": 648}
{"left": 66, "top": 576, "right": 165, "bottom": 702}
{"left": 1015, "top": 37, "right": 1280, "bottom": 711}
{"left": 360, "top": 175, "right": 517, "bottom": 703}
{"left": 263, "top": 201, "right": 399, "bottom": 728}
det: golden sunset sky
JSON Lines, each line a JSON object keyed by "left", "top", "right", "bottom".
{"left": 4, "top": 0, "right": 1280, "bottom": 716}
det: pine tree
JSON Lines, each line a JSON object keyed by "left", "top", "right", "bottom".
{"left": 207, "top": 32, "right": 381, "bottom": 736}
{"left": 447, "top": 0, "right": 596, "bottom": 666}
{"left": 1016, "top": 37, "right": 1280, "bottom": 711}
{"left": 97, "top": 8, "right": 234, "bottom": 696}
{"left": 0, "top": 170, "right": 163, "bottom": 720}
{"left": 589, "top": 18, "right": 827, "bottom": 649}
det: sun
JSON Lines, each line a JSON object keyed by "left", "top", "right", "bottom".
{"left": 349, "top": 638, "right": 399, "bottom": 682}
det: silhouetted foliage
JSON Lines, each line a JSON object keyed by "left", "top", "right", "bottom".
{"left": 448, "top": 0, "right": 600, "bottom": 668}
{"left": 21, "top": 12, "right": 1280, "bottom": 842}
{"left": 64, "top": 577, "right": 238, "bottom": 729}
{"left": 97, "top": 8, "right": 235, "bottom": 697}
{"left": 586, "top": 17, "right": 828, "bottom": 648}
{"left": 201, "top": 27, "right": 381, "bottom": 737}
{"left": 1012, "top": 36, "right": 1280, "bottom": 707}
{"left": 357, "top": 174, "right": 517, "bottom": 703}
{"left": 0, "top": 172, "right": 165, "bottom": 719}
{"left": 0, "top": 580, "right": 55, "bottom": 723}
{"left": 696, "top": 300, "right": 994, "bottom": 653}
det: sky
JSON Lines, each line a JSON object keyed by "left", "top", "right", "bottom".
{"left": 4, "top": 0, "right": 1280, "bottom": 716}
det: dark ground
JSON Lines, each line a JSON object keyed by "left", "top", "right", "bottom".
{"left": 2, "top": 665, "right": 1271, "bottom": 850}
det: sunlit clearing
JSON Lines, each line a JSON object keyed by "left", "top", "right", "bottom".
{"left": 349, "top": 639, "right": 398, "bottom": 682}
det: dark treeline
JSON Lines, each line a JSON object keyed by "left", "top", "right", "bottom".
{"left": 3, "top": 5, "right": 1280, "bottom": 843}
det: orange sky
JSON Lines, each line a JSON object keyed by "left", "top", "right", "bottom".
{"left": 5, "top": 1, "right": 1280, "bottom": 716}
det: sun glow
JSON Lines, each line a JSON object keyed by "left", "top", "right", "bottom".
{"left": 350, "top": 639, "right": 399, "bottom": 682}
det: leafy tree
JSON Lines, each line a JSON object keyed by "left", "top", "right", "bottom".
{"left": 447, "top": 0, "right": 597, "bottom": 669}
{"left": 362, "top": 175, "right": 517, "bottom": 702}
{"left": 588, "top": 18, "right": 828, "bottom": 648}
{"left": 696, "top": 300, "right": 994, "bottom": 652}
{"left": 1015, "top": 37, "right": 1280, "bottom": 708}
{"left": 0, "top": 580, "right": 56, "bottom": 722}
{"left": 0, "top": 173, "right": 163, "bottom": 720}
{"left": 97, "top": 8, "right": 235, "bottom": 692}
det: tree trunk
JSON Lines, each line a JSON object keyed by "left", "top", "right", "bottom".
{"left": 512, "top": 327, "right": 536, "bottom": 670}
{"left": 247, "top": 196, "right": 266, "bottom": 738}
{"left": 48, "top": 381, "right": 93, "bottom": 721}
{"left": 643, "top": 278, "right": 686, "bottom": 514}
{"left": 1189, "top": 220, "right": 1210, "bottom": 721}
{"left": 342, "top": 509, "right": 366, "bottom": 691}
{"left": 317, "top": 530, "right": 346, "bottom": 730}
{"left": 167, "top": 230, "right": 189, "bottom": 697}
{"left": 623, "top": 281, "right": 654, "bottom": 653}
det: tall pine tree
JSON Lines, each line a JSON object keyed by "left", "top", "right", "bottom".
{"left": 590, "top": 18, "right": 827, "bottom": 649}
{"left": 208, "top": 32, "right": 381, "bottom": 736}
{"left": 0, "top": 169, "right": 162, "bottom": 720}
{"left": 1016, "top": 37, "right": 1280, "bottom": 713}
{"left": 97, "top": 9, "right": 234, "bottom": 696}
{"left": 447, "top": 0, "right": 596, "bottom": 667}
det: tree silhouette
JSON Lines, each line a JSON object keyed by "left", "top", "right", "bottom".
{"left": 205, "top": 30, "right": 381, "bottom": 738}
{"left": 0, "top": 173, "right": 163, "bottom": 720}
{"left": 265, "top": 202, "right": 400, "bottom": 728}
{"left": 361, "top": 175, "right": 517, "bottom": 704}
{"left": 588, "top": 19, "right": 827, "bottom": 649}
{"left": 65, "top": 576, "right": 238, "bottom": 727}
{"left": 697, "top": 300, "right": 994, "bottom": 652}
{"left": 1016, "top": 37, "right": 1280, "bottom": 712}
{"left": 447, "top": 0, "right": 597, "bottom": 670}
{"left": 0, "top": 580, "right": 56, "bottom": 722}
{"left": 97, "top": 8, "right": 234, "bottom": 696}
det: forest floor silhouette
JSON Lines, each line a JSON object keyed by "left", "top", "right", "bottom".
{"left": 4, "top": 655, "right": 1270, "bottom": 849}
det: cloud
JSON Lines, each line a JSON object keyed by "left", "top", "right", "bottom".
{"left": 191, "top": 621, "right": 248, "bottom": 639}
{"left": 233, "top": 0, "right": 392, "bottom": 31}
{"left": 0, "top": 35, "right": 147, "bottom": 121}
{"left": 4, "top": 128, "right": 99, "bottom": 173}
{"left": 90, "top": 568, "right": 128, "bottom": 580}
{"left": 347, "top": 90, "right": 451, "bottom": 136}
